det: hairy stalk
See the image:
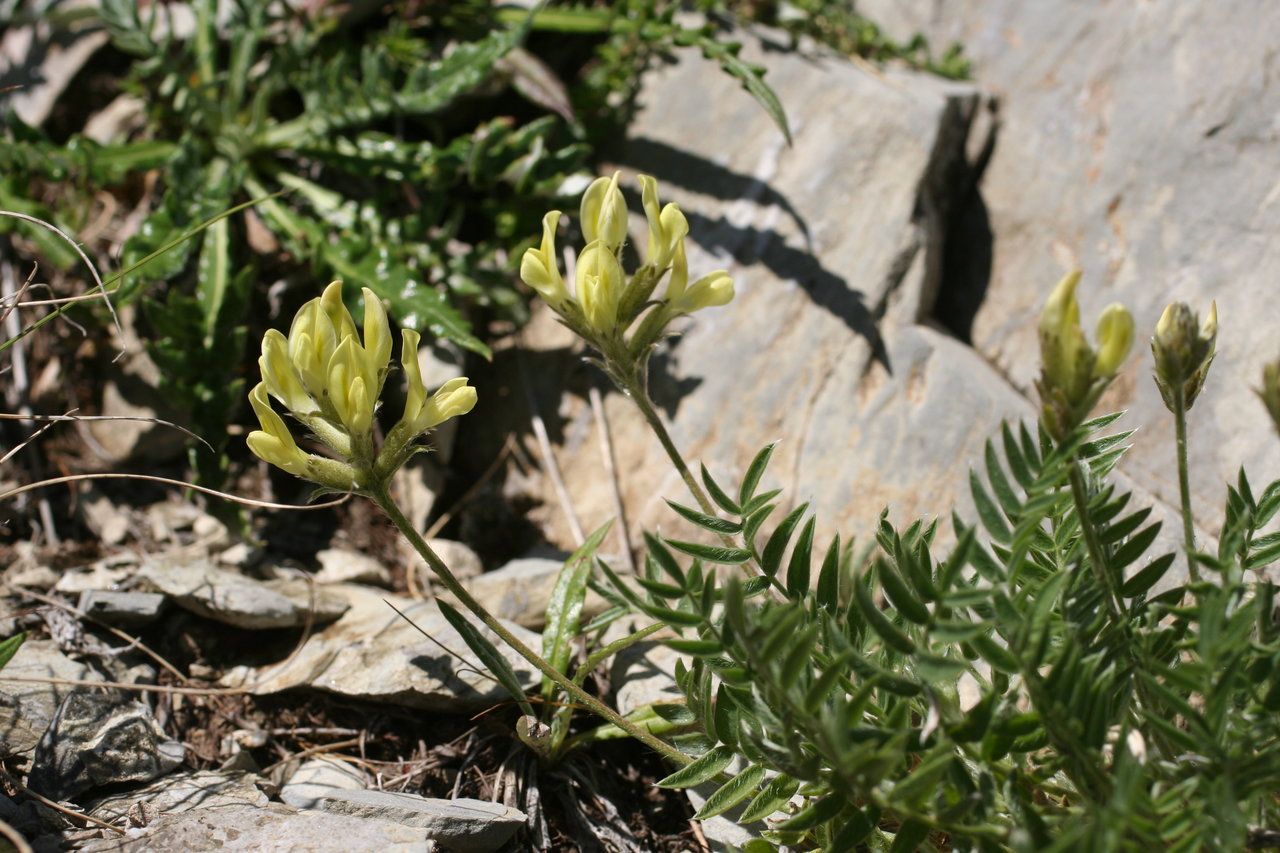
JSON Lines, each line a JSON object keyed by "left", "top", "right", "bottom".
{"left": 1172, "top": 392, "right": 1200, "bottom": 583}
{"left": 622, "top": 375, "right": 717, "bottom": 518}
{"left": 372, "top": 484, "right": 690, "bottom": 767}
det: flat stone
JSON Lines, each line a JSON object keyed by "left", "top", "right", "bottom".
{"left": 137, "top": 557, "right": 347, "bottom": 629}
{"left": 86, "top": 769, "right": 269, "bottom": 821}
{"left": 77, "top": 591, "right": 166, "bottom": 627}
{"left": 280, "top": 757, "right": 368, "bottom": 810}
{"left": 28, "top": 692, "right": 184, "bottom": 800}
{"left": 220, "top": 584, "right": 539, "bottom": 711}
{"left": 315, "top": 547, "right": 393, "bottom": 587}
{"left": 322, "top": 789, "right": 525, "bottom": 853}
{"left": 75, "top": 802, "right": 435, "bottom": 853}
{"left": 425, "top": 538, "right": 484, "bottom": 582}
{"left": 455, "top": 557, "right": 608, "bottom": 630}
{"left": 0, "top": 639, "right": 101, "bottom": 757}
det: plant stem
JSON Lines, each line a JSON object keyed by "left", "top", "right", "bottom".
{"left": 623, "top": 377, "right": 718, "bottom": 518}
{"left": 1172, "top": 393, "right": 1200, "bottom": 583}
{"left": 371, "top": 485, "right": 690, "bottom": 767}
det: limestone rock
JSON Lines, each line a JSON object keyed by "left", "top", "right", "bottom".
{"left": 137, "top": 557, "right": 347, "bottom": 629}
{"left": 0, "top": 639, "right": 101, "bottom": 757}
{"left": 86, "top": 769, "right": 269, "bottom": 821}
{"left": 315, "top": 547, "right": 393, "bottom": 587}
{"left": 27, "top": 692, "right": 184, "bottom": 800}
{"left": 220, "top": 584, "right": 539, "bottom": 711}
{"left": 856, "top": 0, "right": 1280, "bottom": 529}
{"left": 78, "top": 591, "right": 166, "bottom": 627}
{"left": 280, "top": 757, "right": 368, "bottom": 810}
{"left": 322, "top": 790, "right": 525, "bottom": 853}
{"left": 75, "top": 802, "right": 436, "bottom": 853}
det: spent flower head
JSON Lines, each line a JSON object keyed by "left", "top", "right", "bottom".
{"left": 1036, "top": 270, "right": 1134, "bottom": 440}
{"left": 248, "top": 281, "right": 476, "bottom": 492}
{"left": 1151, "top": 301, "right": 1217, "bottom": 412}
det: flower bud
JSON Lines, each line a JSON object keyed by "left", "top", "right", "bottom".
{"left": 417, "top": 377, "right": 478, "bottom": 433}
{"left": 1094, "top": 303, "right": 1134, "bottom": 379}
{"left": 580, "top": 171, "right": 628, "bottom": 252}
{"left": 520, "top": 211, "right": 570, "bottom": 309}
{"left": 259, "top": 329, "right": 317, "bottom": 417}
{"left": 1035, "top": 271, "right": 1134, "bottom": 439}
{"left": 576, "top": 240, "right": 625, "bottom": 335}
{"left": 1259, "top": 359, "right": 1280, "bottom": 436}
{"left": 1151, "top": 300, "right": 1217, "bottom": 411}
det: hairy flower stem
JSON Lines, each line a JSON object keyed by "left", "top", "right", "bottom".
{"left": 371, "top": 485, "right": 690, "bottom": 767}
{"left": 1172, "top": 393, "right": 1200, "bottom": 583}
{"left": 624, "top": 378, "right": 718, "bottom": 519}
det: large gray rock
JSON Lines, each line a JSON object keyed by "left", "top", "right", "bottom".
{"left": 75, "top": 802, "right": 435, "bottom": 853}
{"left": 856, "top": 0, "right": 1280, "bottom": 527}
{"left": 510, "top": 32, "right": 1038, "bottom": 552}
{"left": 322, "top": 790, "right": 525, "bottom": 853}
{"left": 220, "top": 584, "right": 539, "bottom": 711}
{"left": 86, "top": 769, "right": 269, "bottom": 821}
{"left": 0, "top": 640, "right": 101, "bottom": 758}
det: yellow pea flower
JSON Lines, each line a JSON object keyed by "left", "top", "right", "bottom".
{"left": 246, "top": 382, "right": 312, "bottom": 478}
{"left": 581, "top": 171, "right": 628, "bottom": 252}
{"left": 1151, "top": 300, "right": 1217, "bottom": 410}
{"left": 671, "top": 270, "right": 734, "bottom": 315}
{"left": 577, "top": 240, "right": 625, "bottom": 335}
{"left": 639, "top": 174, "right": 688, "bottom": 270}
{"left": 520, "top": 210, "right": 569, "bottom": 309}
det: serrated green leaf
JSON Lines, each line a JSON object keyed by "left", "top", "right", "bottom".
{"left": 657, "top": 744, "right": 736, "bottom": 788}
{"left": 435, "top": 601, "right": 532, "bottom": 717}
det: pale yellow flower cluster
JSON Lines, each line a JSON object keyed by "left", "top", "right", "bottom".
{"left": 520, "top": 172, "right": 734, "bottom": 353}
{"left": 1036, "top": 271, "right": 1134, "bottom": 438}
{"left": 247, "top": 281, "right": 476, "bottom": 491}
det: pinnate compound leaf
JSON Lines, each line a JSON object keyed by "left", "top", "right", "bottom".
{"left": 435, "top": 601, "right": 533, "bottom": 717}
{"left": 657, "top": 744, "right": 736, "bottom": 788}
{"left": 694, "top": 763, "right": 766, "bottom": 820}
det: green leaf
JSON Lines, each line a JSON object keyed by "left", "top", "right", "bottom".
{"left": 968, "top": 633, "right": 1019, "bottom": 674}
{"left": 1247, "top": 530, "right": 1280, "bottom": 570}
{"left": 816, "top": 533, "right": 843, "bottom": 612}
{"left": 740, "top": 773, "right": 799, "bottom": 823}
{"left": 985, "top": 439, "right": 1023, "bottom": 516}
{"left": 854, "top": 563, "right": 915, "bottom": 654}
{"left": 657, "top": 744, "right": 736, "bottom": 788}
{"left": 785, "top": 516, "right": 816, "bottom": 595}
{"left": 1113, "top": 521, "right": 1163, "bottom": 569}
{"left": 701, "top": 464, "right": 741, "bottom": 515}
{"left": 436, "top": 601, "right": 533, "bottom": 717}
{"left": 739, "top": 443, "right": 778, "bottom": 505}
{"left": 774, "top": 792, "right": 845, "bottom": 832}
{"left": 541, "top": 521, "right": 612, "bottom": 695}
{"left": 875, "top": 557, "right": 931, "bottom": 625}
{"left": 1121, "top": 553, "right": 1177, "bottom": 598}
{"left": 0, "top": 633, "right": 26, "bottom": 671}
{"left": 665, "top": 499, "right": 743, "bottom": 535}
{"left": 667, "top": 540, "right": 752, "bottom": 565}
{"left": 761, "top": 504, "right": 808, "bottom": 578}
{"left": 694, "top": 763, "right": 766, "bottom": 819}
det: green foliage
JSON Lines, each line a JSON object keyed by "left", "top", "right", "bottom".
{"left": 607, "top": 422, "right": 1280, "bottom": 850}
{"left": 0, "top": 632, "right": 25, "bottom": 671}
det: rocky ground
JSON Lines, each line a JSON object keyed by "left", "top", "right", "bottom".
{"left": 5, "top": 1, "right": 1280, "bottom": 850}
